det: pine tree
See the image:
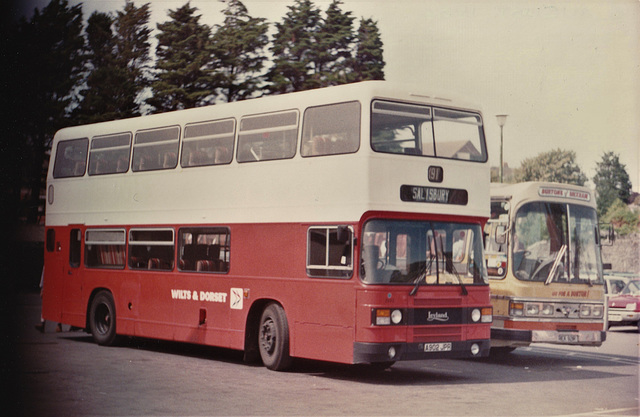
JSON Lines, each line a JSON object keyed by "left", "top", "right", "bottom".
{"left": 593, "top": 151, "right": 633, "bottom": 216}
{"left": 316, "top": 0, "right": 356, "bottom": 86}
{"left": 76, "top": 11, "right": 134, "bottom": 123}
{"left": 209, "top": 0, "right": 269, "bottom": 102}
{"left": 147, "top": 2, "right": 212, "bottom": 112}
{"left": 267, "top": 0, "right": 322, "bottom": 94}
{"left": 352, "top": 18, "right": 385, "bottom": 82}
{"left": 115, "top": 1, "right": 152, "bottom": 115}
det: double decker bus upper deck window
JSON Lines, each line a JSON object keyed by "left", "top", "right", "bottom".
{"left": 237, "top": 110, "right": 298, "bottom": 162}
{"left": 301, "top": 101, "right": 360, "bottom": 157}
{"left": 53, "top": 138, "right": 89, "bottom": 178}
{"left": 182, "top": 119, "right": 235, "bottom": 167}
{"left": 88, "top": 132, "right": 132, "bottom": 175}
{"left": 132, "top": 126, "right": 180, "bottom": 172}
{"left": 371, "top": 101, "right": 487, "bottom": 162}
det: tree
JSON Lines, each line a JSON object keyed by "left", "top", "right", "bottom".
{"left": 209, "top": 0, "right": 269, "bottom": 102}
{"left": 267, "top": 0, "right": 322, "bottom": 94}
{"left": 114, "top": 1, "right": 152, "bottom": 114}
{"left": 603, "top": 199, "right": 639, "bottom": 236}
{"left": 76, "top": 11, "right": 132, "bottom": 123}
{"left": 314, "top": 0, "right": 356, "bottom": 86}
{"left": 352, "top": 17, "right": 385, "bottom": 82}
{"left": 147, "top": 2, "right": 212, "bottom": 112}
{"left": 515, "top": 148, "right": 587, "bottom": 186}
{"left": 593, "top": 151, "right": 633, "bottom": 216}
{"left": 7, "top": 0, "right": 86, "bottom": 223}
{"left": 75, "top": 2, "right": 151, "bottom": 123}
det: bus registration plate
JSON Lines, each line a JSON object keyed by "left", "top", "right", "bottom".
{"left": 558, "top": 333, "right": 579, "bottom": 343}
{"left": 424, "top": 342, "right": 452, "bottom": 352}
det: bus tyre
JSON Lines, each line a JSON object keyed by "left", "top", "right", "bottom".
{"left": 259, "top": 303, "right": 292, "bottom": 371}
{"left": 89, "top": 291, "right": 117, "bottom": 346}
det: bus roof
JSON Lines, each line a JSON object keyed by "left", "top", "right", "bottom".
{"left": 490, "top": 181, "right": 596, "bottom": 209}
{"left": 51, "top": 81, "right": 482, "bottom": 142}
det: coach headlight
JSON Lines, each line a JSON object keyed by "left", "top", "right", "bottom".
{"left": 591, "top": 305, "right": 604, "bottom": 318}
{"left": 541, "top": 304, "right": 554, "bottom": 316}
{"left": 525, "top": 303, "right": 540, "bottom": 316}
{"left": 579, "top": 304, "right": 592, "bottom": 318}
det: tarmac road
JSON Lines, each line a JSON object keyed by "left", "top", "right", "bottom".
{"left": 7, "top": 292, "right": 640, "bottom": 416}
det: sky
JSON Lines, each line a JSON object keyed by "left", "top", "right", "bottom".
{"left": 12, "top": 0, "right": 640, "bottom": 192}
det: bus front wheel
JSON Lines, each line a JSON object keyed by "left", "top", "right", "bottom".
{"left": 258, "top": 303, "right": 292, "bottom": 371}
{"left": 89, "top": 291, "right": 117, "bottom": 346}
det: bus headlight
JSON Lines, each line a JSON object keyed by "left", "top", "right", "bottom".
{"left": 525, "top": 303, "right": 540, "bottom": 316}
{"left": 390, "top": 309, "right": 403, "bottom": 324}
{"left": 591, "top": 305, "right": 604, "bottom": 318}
{"left": 579, "top": 304, "right": 592, "bottom": 318}
{"left": 541, "top": 304, "right": 555, "bottom": 316}
{"left": 471, "top": 308, "right": 481, "bottom": 322}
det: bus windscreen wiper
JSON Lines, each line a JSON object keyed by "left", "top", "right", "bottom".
{"left": 410, "top": 255, "right": 434, "bottom": 296}
{"left": 545, "top": 244, "right": 566, "bottom": 286}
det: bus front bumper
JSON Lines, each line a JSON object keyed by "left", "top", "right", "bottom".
{"left": 353, "top": 340, "right": 491, "bottom": 363}
{"left": 491, "top": 328, "right": 606, "bottom": 346}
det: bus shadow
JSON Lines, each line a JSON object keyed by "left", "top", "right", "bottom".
{"left": 60, "top": 333, "right": 633, "bottom": 386}
{"left": 295, "top": 350, "right": 633, "bottom": 386}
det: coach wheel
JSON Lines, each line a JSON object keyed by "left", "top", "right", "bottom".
{"left": 89, "top": 291, "right": 117, "bottom": 346}
{"left": 259, "top": 303, "right": 292, "bottom": 371}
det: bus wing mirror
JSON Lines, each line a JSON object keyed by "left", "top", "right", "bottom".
{"left": 599, "top": 223, "right": 615, "bottom": 246}
{"left": 336, "top": 225, "right": 352, "bottom": 244}
{"left": 495, "top": 225, "right": 507, "bottom": 245}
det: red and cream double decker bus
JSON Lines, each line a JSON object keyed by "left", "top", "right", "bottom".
{"left": 43, "top": 81, "right": 492, "bottom": 370}
{"left": 484, "top": 182, "right": 607, "bottom": 353}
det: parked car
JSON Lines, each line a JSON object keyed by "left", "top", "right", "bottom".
{"left": 607, "top": 278, "right": 640, "bottom": 332}
{"left": 604, "top": 274, "right": 631, "bottom": 298}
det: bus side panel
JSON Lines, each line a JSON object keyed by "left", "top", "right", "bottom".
{"left": 286, "top": 279, "right": 357, "bottom": 364}
{"left": 228, "top": 223, "right": 357, "bottom": 364}
{"left": 42, "top": 226, "right": 85, "bottom": 329}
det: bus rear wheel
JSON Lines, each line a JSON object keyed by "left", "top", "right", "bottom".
{"left": 89, "top": 291, "right": 117, "bottom": 346}
{"left": 258, "top": 303, "right": 292, "bottom": 371}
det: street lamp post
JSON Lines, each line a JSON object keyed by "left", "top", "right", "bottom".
{"left": 496, "top": 115, "right": 508, "bottom": 183}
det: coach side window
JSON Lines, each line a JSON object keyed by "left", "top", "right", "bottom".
{"left": 237, "top": 110, "right": 298, "bottom": 162}
{"left": 307, "top": 226, "right": 353, "bottom": 279}
{"left": 85, "top": 229, "right": 126, "bottom": 269}
{"left": 132, "top": 126, "right": 180, "bottom": 172}
{"left": 182, "top": 119, "right": 235, "bottom": 167}
{"left": 129, "top": 229, "right": 175, "bottom": 271}
{"left": 53, "top": 138, "right": 89, "bottom": 178}
{"left": 301, "top": 101, "right": 361, "bottom": 157}
{"left": 178, "top": 227, "right": 230, "bottom": 273}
